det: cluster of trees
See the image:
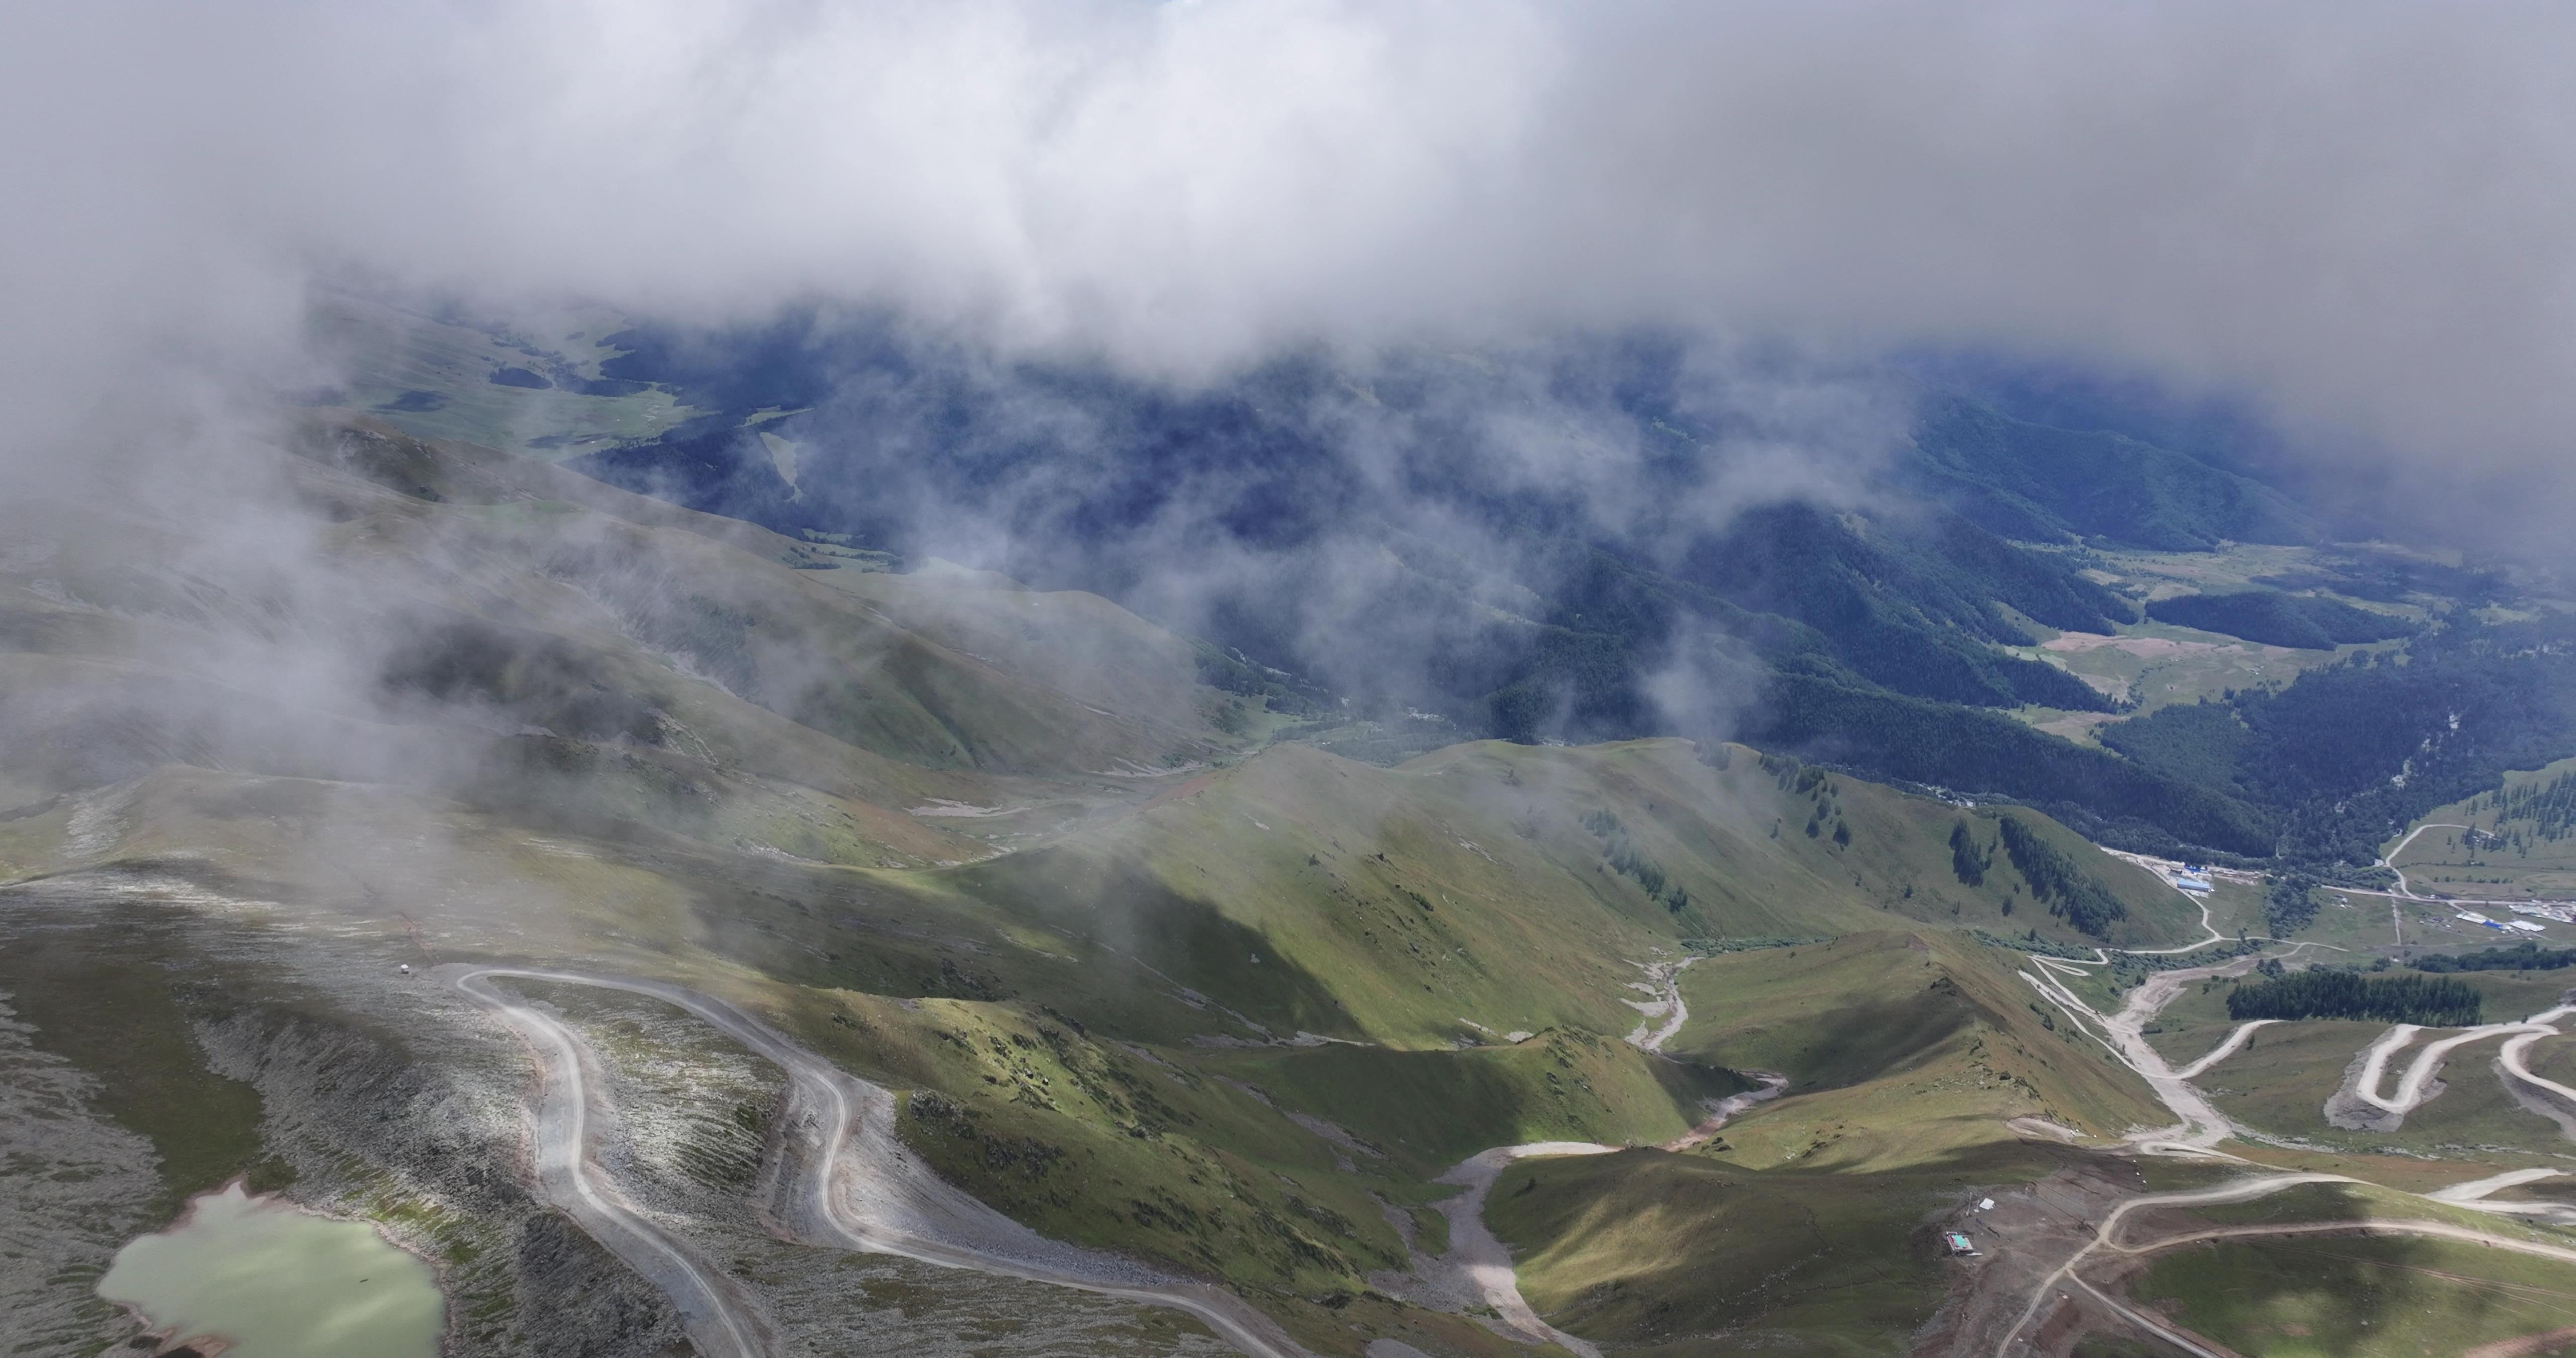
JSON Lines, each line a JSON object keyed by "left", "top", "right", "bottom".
{"left": 1995, "top": 815, "right": 2129, "bottom": 937}
{"left": 2411, "top": 942, "right": 2576, "bottom": 974}
{"left": 1747, "top": 610, "right": 2576, "bottom": 870}
{"left": 2265, "top": 873, "right": 2320, "bottom": 936}
{"left": 2478, "top": 772, "right": 2576, "bottom": 844}
{"left": 1949, "top": 822, "right": 1990, "bottom": 887}
{"left": 1747, "top": 675, "right": 2274, "bottom": 855}
{"left": 2097, "top": 615, "right": 2576, "bottom": 868}
{"left": 2246, "top": 623, "right": 2576, "bottom": 866}
{"left": 2226, "top": 970, "right": 2482, "bottom": 1026}
{"left": 1786, "top": 766, "right": 1852, "bottom": 845}
{"left": 1581, "top": 810, "right": 1692, "bottom": 915}
{"left": 2097, "top": 701, "right": 2248, "bottom": 793}
{"left": 2250, "top": 550, "right": 2506, "bottom": 607}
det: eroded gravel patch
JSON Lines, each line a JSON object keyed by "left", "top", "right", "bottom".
{"left": 0, "top": 998, "right": 161, "bottom": 1352}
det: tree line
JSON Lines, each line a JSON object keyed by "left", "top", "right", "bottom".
{"left": 2226, "top": 970, "right": 2482, "bottom": 1026}
{"left": 1582, "top": 810, "right": 1694, "bottom": 916}
{"left": 2411, "top": 941, "right": 2576, "bottom": 973}
{"left": 1995, "top": 815, "right": 2128, "bottom": 938}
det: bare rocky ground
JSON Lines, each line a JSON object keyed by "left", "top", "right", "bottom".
{"left": 0, "top": 995, "right": 162, "bottom": 1350}
{"left": 0, "top": 873, "right": 695, "bottom": 1356}
{"left": 1905, "top": 1154, "right": 2161, "bottom": 1358}
{"left": 0, "top": 872, "right": 1241, "bottom": 1357}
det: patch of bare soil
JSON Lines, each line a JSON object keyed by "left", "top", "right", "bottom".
{"left": 2040, "top": 635, "right": 2220, "bottom": 658}
{"left": 1908, "top": 1154, "right": 2147, "bottom": 1357}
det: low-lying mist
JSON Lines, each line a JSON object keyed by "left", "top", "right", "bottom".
{"left": 3, "top": 0, "right": 2573, "bottom": 830}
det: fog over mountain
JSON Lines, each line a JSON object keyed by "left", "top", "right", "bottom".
{"left": 0, "top": 0, "right": 2562, "bottom": 839}
{"left": 6, "top": 0, "right": 2572, "bottom": 843}
{"left": 8, "top": 3, "right": 2576, "bottom": 519}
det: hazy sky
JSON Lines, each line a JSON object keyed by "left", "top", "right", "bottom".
{"left": 6, "top": 1, "right": 2574, "bottom": 526}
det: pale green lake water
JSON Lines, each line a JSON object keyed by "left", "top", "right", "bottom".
{"left": 97, "top": 1183, "right": 442, "bottom": 1357}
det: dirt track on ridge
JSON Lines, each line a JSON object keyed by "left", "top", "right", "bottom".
{"left": 447, "top": 964, "right": 1312, "bottom": 1358}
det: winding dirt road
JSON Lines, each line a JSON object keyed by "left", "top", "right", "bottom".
{"left": 2099, "top": 851, "right": 2244, "bottom": 959}
{"left": 2020, "top": 949, "right": 2281, "bottom": 1153}
{"left": 1995, "top": 1171, "right": 2576, "bottom": 1356}
{"left": 1993, "top": 1173, "right": 2344, "bottom": 1358}
{"left": 2383, "top": 821, "right": 2473, "bottom": 900}
{"left": 2009, "top": 850, "right": 2333, "bottom": 1150}
{"left": 2343, "top": 820, "right": 2576, "bottom": 911}
{"left": 1416, "top": 1071, "right": 1789, "bottom": 1358}
{"left": 1392, "top": 952, "right": 1787, "bottom": 1353}
{"left": 1998, "top": 941, "right": 2576, "bottom": 1354}
{"left": 2168, "top": 1020, "right": 2277, "bottom": 1080}
{"left": 2432, "top": 1167, "right": 2568, "bottom": 1204}
{"left": 2333, "top": 1004, "right": 2576, "bottom": 1128}
{"left": 445, "top": 964, "right": 1312, "bottom": 1358}
{"left": 450, "top": 966, "right": 767, "bottom": 1358}
{"left": 1972, "top": 841, "right": 2576, "bottom": 1354}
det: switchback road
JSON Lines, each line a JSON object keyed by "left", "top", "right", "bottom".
{"left": 446, "top": 964, "right": 1312, "bottom": 1358}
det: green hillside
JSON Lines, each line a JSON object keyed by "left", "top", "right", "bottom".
{"left": 869, "top": 740, "right": 2202, "bottom": 1050}
{"left": 1665, "top": 931, "right": 2170, "bottom": 1155}
{"left": 304, "top": 292, "right": 702, "bottom": 454}
{"left": 1486, "top": 1146, "right": 2041, "bottom": 1356}
{"left": 1476, "top": 927, "right": 2177, "bottom": 1355}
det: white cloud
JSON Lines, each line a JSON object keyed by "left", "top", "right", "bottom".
{"left": 6, "top": 1, "right": 2575, "bottom": 511}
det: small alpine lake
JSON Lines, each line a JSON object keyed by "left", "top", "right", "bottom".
{"left": 98, "top": 1182, "right": 443, "bottom": 1357}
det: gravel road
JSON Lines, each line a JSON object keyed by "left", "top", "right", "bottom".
{"left": 445, "top": 964, "right": 1314, "bottom": 1358}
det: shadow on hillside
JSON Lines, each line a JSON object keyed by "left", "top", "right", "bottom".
{"left": 956, "top": 851, "right": 1365, "bottom": 1038}
{"left": 1483, "top": 1137, "right": 2074, "bottom": 1347}
{"left": 2119, "top": 1180, "right": 2518, "bottom": 1356}
{"left": 1775, "top": 989, "right": 1972, "bottom": 1089}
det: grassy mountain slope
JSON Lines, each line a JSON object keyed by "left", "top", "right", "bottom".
{"left": 1671, "top": 502, "right": 2126, "bottom": 713}
{"left": 816, "top": 559, "right": 1253, "bottom": 748}
{"left": 2132, "top": 1233, "right": 2576, "bottom": 1358}
{"left": 305, "top": 293, "right": 701, "bottom": 453}
{"left": 865, "top": 740, "right": 2202, "bottom": 1051}
{"left": 1665, "top": 932, "right": 2170, "bottom": 1151}
{"left": 1467, "top": 930, "right": 2174, "bottom": 1355}
{"left": 1196, "top": 1033, "right": 1750, "bottom": 1173}
{"left": 1485, "top": 1145, "right": 2049, "bottom": 1357}
{"left": 0, "top": 726, "right": 2187, "bottom": 1351}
